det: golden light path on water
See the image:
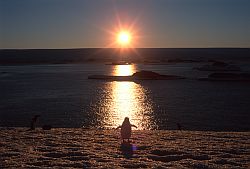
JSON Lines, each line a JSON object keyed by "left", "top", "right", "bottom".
{"left": 98, "top": 65, "right": 157, "bottom": 130}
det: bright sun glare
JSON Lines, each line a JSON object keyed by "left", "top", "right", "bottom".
{"left": 117, "top": 31, "right": 131, "bottom": 45}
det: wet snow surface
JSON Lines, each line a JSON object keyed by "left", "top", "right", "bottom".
{"left": 0, "top": 128, "right": 249, "bottom": 168}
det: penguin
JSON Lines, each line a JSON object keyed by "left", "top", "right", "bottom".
{"left": 117, "top": 117, "right": 137, "bottom": 142}
{"left": 30, "top": 115, "right": 40, "bottom": 130}
{"left": 42, "top": 125, "right": 52, "bottom": 130}
{"left": 176, "top": 123, "right": 182, "bottom": 131}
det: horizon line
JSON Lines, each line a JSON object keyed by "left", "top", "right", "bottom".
{"left": 1, "top": 47, "right": 249, "bottom": 50}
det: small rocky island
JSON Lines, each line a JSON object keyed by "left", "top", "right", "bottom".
{"left": 199, "top": 72, "right": 250, "bottom": 81}
{"left": 88, "top": 70, "right": 185, "bottom": 81}
{"left": 105, "top": 61, "right": 132, "bottom": 65}
{"left": 194, "top": 61, "right": 241, "bottom": 71}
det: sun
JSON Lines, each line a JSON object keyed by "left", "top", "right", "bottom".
{"left": 117, "top": 31, "right": 131, "bottom": 46}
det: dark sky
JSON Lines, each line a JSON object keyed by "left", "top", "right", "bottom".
{"left": 0, "top": 0, "right": 249, "bottom": 48}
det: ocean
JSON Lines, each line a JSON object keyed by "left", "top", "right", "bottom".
{"left": 0, "top": 48, "right": 250, "bottom": 131}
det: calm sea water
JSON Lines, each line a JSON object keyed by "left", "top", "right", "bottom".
{"left": 0, "top": 62, "right": 250, "bottom": 131}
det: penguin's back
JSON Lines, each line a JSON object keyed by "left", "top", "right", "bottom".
{"left": 121, "top": 124, "right": 131, "bottom": 139}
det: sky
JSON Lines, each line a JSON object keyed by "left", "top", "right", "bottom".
{"left": 0, "top": 0, "right": 250, "bottom": 49}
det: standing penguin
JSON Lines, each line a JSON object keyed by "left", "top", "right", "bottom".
{"left": 117, "top": 117, "right": 137, "bottom": 142}
{"left": 30, "top": 115, "right": 40, "bottom": 130}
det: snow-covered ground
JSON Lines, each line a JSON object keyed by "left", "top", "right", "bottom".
{"left": 0, "top": 128, "right": 249, "bottom": 168}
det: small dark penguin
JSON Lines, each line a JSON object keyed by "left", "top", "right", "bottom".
{"left": 42, "top": 125, "right": 52, "bottom": 130}
{"left": 117, "top": 117, "right": 137, "bottom": 142}
{"left": 30, "top": 115, "right": 40, "bottom": 130}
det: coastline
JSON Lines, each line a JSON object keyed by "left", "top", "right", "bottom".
{"left": 1, "top": 128, "right": 249, "bottom": 168}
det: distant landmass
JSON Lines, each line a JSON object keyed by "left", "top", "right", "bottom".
{"left": 0, "top": 48, "right": 249, "bottom": 65}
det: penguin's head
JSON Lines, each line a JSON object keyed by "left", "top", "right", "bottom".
{"left": 124, "top": 117, "right": 129, "bottom": 122}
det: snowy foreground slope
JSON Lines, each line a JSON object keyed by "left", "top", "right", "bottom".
{"left": 0, "top": 128, "right": 249, "bottom": 168}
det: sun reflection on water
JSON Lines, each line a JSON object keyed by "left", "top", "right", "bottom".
{"left": 94, "top": 65, "right": 157, "bottom": 130}
{"left": 113, "top": 64, "right": 135, "bottom": 76}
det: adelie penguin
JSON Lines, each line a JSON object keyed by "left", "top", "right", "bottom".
{"left": 29, "top": 115, "right": 40, "bottom": 130}
{"left": 117, "top": 117, "right": 137, "bottom": 142}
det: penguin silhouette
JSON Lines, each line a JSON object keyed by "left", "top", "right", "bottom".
{"left": 176, "top": 123, "right": 182, "bottom": 131}
{"left": 29, "top": 115, "right": 40, "bottom": 130}
{"left": 117, "top": 117, "right": 137, "bottom": 142}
